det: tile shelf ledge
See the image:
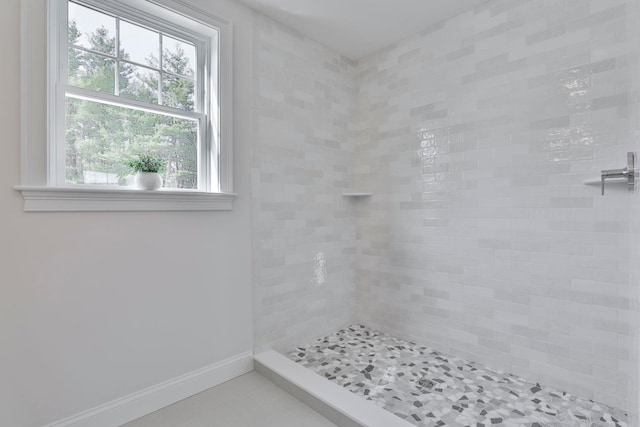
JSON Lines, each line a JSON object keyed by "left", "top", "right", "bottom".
{"left": 14, "top": 186, "right": 235, "bottom": 212}
{"left": 341, "top": 192, "right": 373, "bottom": 197}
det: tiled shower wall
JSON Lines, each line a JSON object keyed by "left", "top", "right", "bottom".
{"left": 251, "top": 14, "right": 358, "bottom": 352}
{"left": 354, "top": 0, "right": 639, "bottom": 410}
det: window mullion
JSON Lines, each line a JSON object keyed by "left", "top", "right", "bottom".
{"left": 158, "top": 33, "right": 163, "bottom": 106}
{"left": 198, "top": 115, "right": 208, "bottom": 192}
{"left": 117, "top": 59, "right": 161, "bottom": 74}
{"left": 197, "top": 41, "right": 209, "bottom": 191}
{"left": 115, "top": 17, "right": 120, "bottom": 96}
{"left": 64, "top": 84, "right": 205, "bottom": 121}
{"left": 197, "top": 41, "right": 206, "bottom": 114}
{"left": 69, "top": 44, "right": 118, "bottom": 61}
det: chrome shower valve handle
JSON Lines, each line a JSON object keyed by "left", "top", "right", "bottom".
{"left": 600, "top": 152, "right": 636, "bottom": 195}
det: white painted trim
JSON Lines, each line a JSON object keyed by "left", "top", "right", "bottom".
{"left": 44, "top": 352, "right": 253, "bottom": 427}
{"left": 15, "top": 186, "right": 235, "bottom": 212}
{"left": 21, "top": 0, "right": 49, "bottom": 186}
{"left": 20, "top": 0, "right": 32, "bottom": 185}
{"left": 254, "top": 351, "right": 414, "bottom": 427}
{"left": 149, "top": 0, "right": 234, "bottom": 194}
{"left": 21, "top": 0, "right": 234, "bottom": 195}
{"left": 217, "top": 19, "right": 234, "bottom": 194}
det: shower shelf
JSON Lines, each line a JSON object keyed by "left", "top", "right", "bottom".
{"left": 341, "top": 192, "right": 373, "bottom": 197}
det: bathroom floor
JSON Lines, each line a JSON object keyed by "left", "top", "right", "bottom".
{"left": 122, "top": 371, "right": 337, "bottom": 427}
{"left": 286, "top": 325, "right": 628, "bottom": 427}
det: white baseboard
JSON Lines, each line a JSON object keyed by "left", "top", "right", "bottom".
{"left": 44, "top": 352, "right": 254, "bottom": 427}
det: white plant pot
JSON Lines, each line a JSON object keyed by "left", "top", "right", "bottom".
{"left": 134, "top": 172, "right": 163, "bottom": 190}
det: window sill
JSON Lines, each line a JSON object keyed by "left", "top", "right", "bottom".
{"left": 15, "top": 186, "right": 235, "bottom": 212}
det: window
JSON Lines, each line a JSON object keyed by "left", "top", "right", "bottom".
{"left": 17, "top": 0, "right": 234, "bottom": 211}
{"left": 60, "top": 0, "right": 212, "bottom": 191}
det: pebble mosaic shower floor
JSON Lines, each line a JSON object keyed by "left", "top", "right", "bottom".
{"left": 285, "top": 325, "right": 628, "bottom": 427}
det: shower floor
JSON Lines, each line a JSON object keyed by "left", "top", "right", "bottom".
{"left": 285, "top": 325, "right": 628, "bottom": 427}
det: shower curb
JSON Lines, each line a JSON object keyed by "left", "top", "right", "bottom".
{"left": 254, "top": 350, "right": 414, "bottom": 427}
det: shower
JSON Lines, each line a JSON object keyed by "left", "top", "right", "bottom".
{"left": 249, "top": 0, "right": 640, "bottom": 425}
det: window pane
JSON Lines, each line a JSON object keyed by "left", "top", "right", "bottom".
{"left": 68, "top": 48, "right": 115, "bottom": 94}
{"left": 65, "top": 96, "right": 199, "bottom": 189}
{"left": 162, "top": 35, "right": 196, "bottom": 78}
{"left": 162, "top": 74, "right": 195, "bottom": 111}
{"left": 120, "top": 20, "right": 160, "bottom": 67}
{"left": 68, "top": 2, "right": 116, "bottom": 55}
{"left": 119, "top": 63, "right": 160, "bottom": 104}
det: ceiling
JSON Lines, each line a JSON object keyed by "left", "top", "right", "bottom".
{"left": 234, "top": 0, "right": 489, "bottom": 60}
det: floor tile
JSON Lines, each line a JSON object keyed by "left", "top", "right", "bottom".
{"left": 286, "top": 325, "right": 629, "bottom": 427}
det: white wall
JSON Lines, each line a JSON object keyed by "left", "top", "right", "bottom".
{"left": 0, "top": 0, "right": 254, "bottom": 426}
{"left": 354, "top": 0, "right": 639, "bottom": 410}
{"left": 251, "top": 14, "right": 358, "bottom": 352}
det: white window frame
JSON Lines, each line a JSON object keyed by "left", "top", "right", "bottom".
{"left": 17, "top": 0, "right": 235, "bottom": 211}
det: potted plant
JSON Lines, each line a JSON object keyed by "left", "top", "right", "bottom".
{"left": 126, "top": 154, "right": 166, "bottom": 190}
